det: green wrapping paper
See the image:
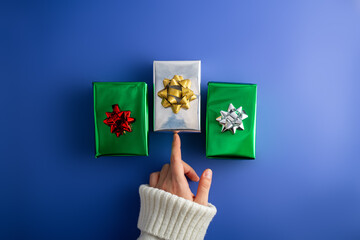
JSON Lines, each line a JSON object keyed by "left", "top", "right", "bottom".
{"left": 93, "top": 82, "right": 148, "bottom": 157}
{"left": 206, "top": 82, "right": 257, "bottom": 159}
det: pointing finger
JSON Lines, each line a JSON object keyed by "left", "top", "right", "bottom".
{"left": 170, "top": 133, "right": 183, "bottom": 178}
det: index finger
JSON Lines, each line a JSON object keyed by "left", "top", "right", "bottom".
{"left": 170, "top": 132, "right": 183, "bottom": 177}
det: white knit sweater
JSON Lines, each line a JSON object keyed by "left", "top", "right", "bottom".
{"left": 137, "top": 185, "right": 217, "bottom": 240}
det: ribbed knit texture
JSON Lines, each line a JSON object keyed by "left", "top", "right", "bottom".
{"left": 137, "top": 184, "right": 217, "bottom": 240}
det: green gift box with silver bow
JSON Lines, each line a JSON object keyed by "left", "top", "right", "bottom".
{"left": 206, "top": 82, "right": 257, "bottom": 159}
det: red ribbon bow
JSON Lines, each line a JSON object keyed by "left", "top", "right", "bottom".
{"left": 103, "top": 104, "right": 135, "bottom": 137}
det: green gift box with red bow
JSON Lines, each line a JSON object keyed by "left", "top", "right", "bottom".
{"left": 93, "top": 82, "right": 149, "bottom": 157}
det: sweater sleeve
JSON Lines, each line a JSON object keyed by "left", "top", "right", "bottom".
{"left": 137, "top": 184, "right": 217, "bottom": 240}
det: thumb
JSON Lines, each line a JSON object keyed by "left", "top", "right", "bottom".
{"left": 194, "top": 169, "right": 212, "bottom": 206}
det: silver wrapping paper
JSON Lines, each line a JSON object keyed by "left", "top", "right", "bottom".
{"left": 153, "top": 61, "right": 201, "bottom": 132}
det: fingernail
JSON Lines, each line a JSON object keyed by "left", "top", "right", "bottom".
{"left": 204, "top": 169, "right": 212, "bottom": 179}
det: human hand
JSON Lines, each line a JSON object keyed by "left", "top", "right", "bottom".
{"left": 149, "top": 132, "right": 213, "bottom": 206}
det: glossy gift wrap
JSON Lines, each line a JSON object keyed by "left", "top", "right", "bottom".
{"left": 93, "top": 82, "right": 148, "bottom": 157}
{"left": 206, "top": 82, "right": 257, "bottom": 159}
{"left": 154, "top": 61, "right": 201, "bottom": 132}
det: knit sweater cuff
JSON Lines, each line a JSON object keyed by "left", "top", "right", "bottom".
{"left": 137, "top": 184, "right": 217, "bottom": 240}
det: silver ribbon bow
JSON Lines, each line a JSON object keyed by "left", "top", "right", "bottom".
{"left": 216, "top": 103, "right": 248, "bottom": 134}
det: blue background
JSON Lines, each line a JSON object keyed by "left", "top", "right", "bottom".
{"left": 1, "top": 0, "right": 360, "bottom": 239}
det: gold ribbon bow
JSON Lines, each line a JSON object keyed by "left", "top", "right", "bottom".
{"left": 157, "top": 75, "right": 197, "bottom": 114}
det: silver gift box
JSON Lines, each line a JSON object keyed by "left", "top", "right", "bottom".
{"left": 153, "top": 61, "right": 201, "bottom": 132}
